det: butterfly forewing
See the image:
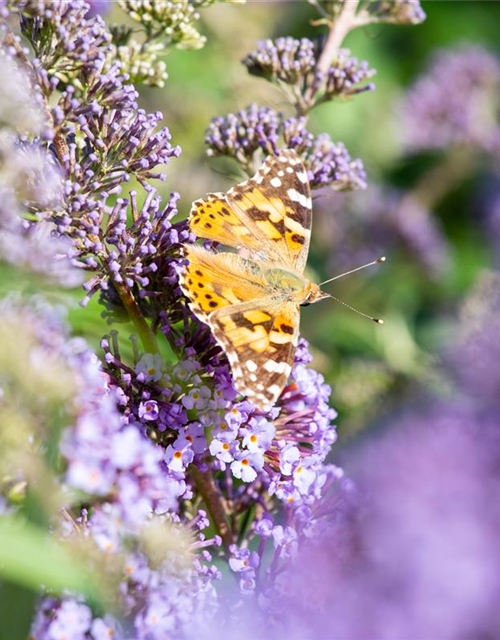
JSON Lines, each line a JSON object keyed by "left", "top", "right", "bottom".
{"left": 189, "top": 193, "right": 266, "bottom": 254}
{"left": 228, "top": 150, "right": 312, "bottom": 272}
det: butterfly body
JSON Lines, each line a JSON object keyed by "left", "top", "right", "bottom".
{"left": 180, "top": 150, "right": 324, "bottom": 405}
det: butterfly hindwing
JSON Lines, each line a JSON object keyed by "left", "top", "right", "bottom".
{"left": 209, "top": 300, "right": 299, "bottom": 406}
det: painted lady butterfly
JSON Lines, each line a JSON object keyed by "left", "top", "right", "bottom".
{"left": 179, "top": 149, "right": 329, "bottom": 406}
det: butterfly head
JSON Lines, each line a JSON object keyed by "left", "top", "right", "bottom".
{"left": 301, "top": 281, "right": 330, "bottom": 307}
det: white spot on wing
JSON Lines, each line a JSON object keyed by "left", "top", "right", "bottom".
{"left": 264, "top": 360, "right": 290, "bottom": 374}
{"left": 268, "top": 384, "right": 281, "bottom": 398}
{"left": 246, "top": 360, "right": 257, "bottom": 372}
{"left": 270, "top": 177, "right": 282, "bottom": 188}
{"left": 287, "top": 188, "right": 311, "bottom": 208}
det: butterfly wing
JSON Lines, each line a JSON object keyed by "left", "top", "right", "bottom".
{"left": 188, "top": 192, "right": 270, "bottom": 257}
{"left": 190, "top": 150, "right": 312, "bottom": 272}
{"left": 210, "top": 298, "right": 299, "bottom": 406}
{"left": 179, "top": 245, "right": 268, "bottom": 319}
{"left": 227, "top": 149, "right": 312, "bottom": 272}
{"left": 179, "top": 245, "right": 298, "bottom": 405}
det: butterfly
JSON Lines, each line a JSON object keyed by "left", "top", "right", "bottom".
{"left": 179, "top": 149, "right": 329, "bottom": 406}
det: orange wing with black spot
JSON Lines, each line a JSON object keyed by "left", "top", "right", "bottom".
{"left": 189, "top": 150, "right": 312, "bottom": 271}
{"left": 188, "top": 192, "right": 268, "bottom": 256}
{"left": 227, "top": 149, "right": 312, "bottom": 272}
{"left": 179, "top": 245, "right": 268, "bottom": 319}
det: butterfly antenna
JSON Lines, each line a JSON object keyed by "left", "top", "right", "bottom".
{"left": 323, "top": 293, "right": 384, "bottom": 324}
{"left": 319, "top": 256, "right": 386, "bottom": 287}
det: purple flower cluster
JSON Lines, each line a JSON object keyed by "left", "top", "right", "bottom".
{"left": 101, "top": 315, "right": 338, "bottom": 513}
{"left": 0, "top": 48, "right": 84, "bottom": 285}
{"left": 205, "top": 103, "right": 280, "bottom": 167}
{"left": 206, "top": 105, "right": 366, "bottom": 190}
{"left": 324, "top": 48, "right": 376, "bottom": 100}
{"left": 33, "top": 507, "right": 222, "bottom": 639}
{"left": 79, "top": 189, "right": 189, "bottom": 315}
{"left": 243, "top": 37, "right": 317, "bottom": 85}
{"left": 60, "top": 347, "right": 185, "bottom": 527}
{"left": 284, "top": 119, "right": 367, "bottom": 190}
{"left": 242, "top": 38, "right": 375, "bottom": 112}
{"left": 0, "top": 300, "right": 221, "bottom": 639}
{"left": 12, "top": 0, "right": 183, "bottom": 310}
{"left": 368, "top": 0, "right": 426, "bottom": 25}
{"left": 400, "top": 46, "right": 500, "bottom": 153}
{"left": 19, "top": 0, "right": 114, "bottom": 83}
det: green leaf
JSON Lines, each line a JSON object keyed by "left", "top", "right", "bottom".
{"left": 0, "top": 580, "right": 37, "bottom": 640}
{"left": 0, "top": 516, "right": 104, "bottom": 601}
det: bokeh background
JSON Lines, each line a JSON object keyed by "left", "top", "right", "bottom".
{"left": 26, "top": 0, "right": 499, "bottom": 445}
{"left": 2, "top": 2, "right": 500, "bottom": 638}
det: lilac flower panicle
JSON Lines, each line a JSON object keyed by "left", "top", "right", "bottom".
{"left": 242, "top": 37, "right": 317, "bottom": 85}
{"left": 369, "top": 0, "right": 426, "bottom": 25}
{"left": 206, "top": 109, "right": 366, "bottom": 191}
{"left": 205, "top": 103, "right": 280, "bottom": 165}
{"left": 242, "top": 38, "right": 375, "bottom": 109}
{"left": 400, "top": 46, "right": 500, "bottom": 153}
{"left": 283, "top": 118, "right": 366, "bottom": 190}
{"left": 324, "top": 48, "right": 376, "bottom": 100}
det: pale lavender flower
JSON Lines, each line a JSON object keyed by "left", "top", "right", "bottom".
{"left": 45, "top": 600, "right": 92, "bottom": 640}
{"left": 0, "top": 51, "right": 47, "bottom": 135}
{"left": 400, "top": 46, "right": 500, "bottom": 153}
{"left": 205, "top": 103, "right": 280, "bottom": 164}
{"left": 242, "top": 39, "right": 375, "bottom": 111}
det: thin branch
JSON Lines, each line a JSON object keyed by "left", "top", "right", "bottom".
{"left": 303, "top": 0, "right": 361, "bottom": 110}
{"left": 405, "top": 149, "right": 474, "bottom": 210}
{"left": 317, "top": 1, "right": 360, "bottom": 75}
{"left": 190, "top": 465, "right": 234, "bottom": 549}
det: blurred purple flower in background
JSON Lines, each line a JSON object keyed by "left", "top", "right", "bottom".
{"left": 400, "top": 45, "right": 500, "bottom": 154}
{"left": 262, "top": 408, "right": 500, "bottom": 640}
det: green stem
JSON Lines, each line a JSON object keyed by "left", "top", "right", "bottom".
{"left": 114, "top": 281, "right": 158, "bottom": 354}
{"left": 406, "top": 149, "right": 475, "bottom": 210}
